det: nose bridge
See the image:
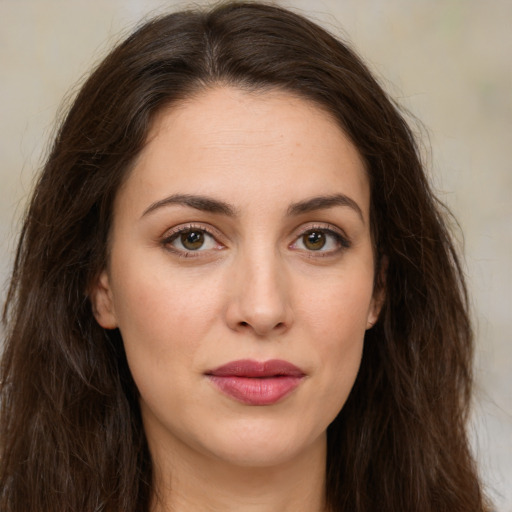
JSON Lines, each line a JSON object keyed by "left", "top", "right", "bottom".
{"left": 226, "top": 242, "right": 292, "bottom": 336}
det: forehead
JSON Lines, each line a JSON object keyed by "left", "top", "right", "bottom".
{"left": 120, "top": 86, "right": 370, "bottom": 220}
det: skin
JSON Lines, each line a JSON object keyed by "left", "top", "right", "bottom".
{"left": 92, "top": 86, "right": 382, "bottom": 512}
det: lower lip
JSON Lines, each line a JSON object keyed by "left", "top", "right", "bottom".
{"left": 207, "top": 375, "right": 303, "bottom": 405}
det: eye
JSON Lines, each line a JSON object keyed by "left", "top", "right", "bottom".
{"left": 163, "top": 226, "right": 221, "bottom": 254}
{"left": 301, "top": 231, "right": 329, "bottom": 251}
{"left": 291, "top": 227, "right": 349, "bottom": 254}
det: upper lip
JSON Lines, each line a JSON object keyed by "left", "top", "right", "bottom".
{"left": 206, "top": 359, "right": 305, "bottom": 378}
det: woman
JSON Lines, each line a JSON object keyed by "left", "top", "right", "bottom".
{"left": 0, "top": 2, "right": 489, "bottom": 511}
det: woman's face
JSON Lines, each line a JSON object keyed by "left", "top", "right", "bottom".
{"left": 92, "top": 86, "right": 381, "bottom": 470}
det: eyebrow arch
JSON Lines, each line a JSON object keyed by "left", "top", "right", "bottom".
{"left": 141, "top": 194, "right": 238, "bottom": 218}
{"left": 287, "top": 194, "right": 364, "bottom": 223}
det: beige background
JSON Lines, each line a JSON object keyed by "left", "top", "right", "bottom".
{"left": 1, "top": 0, "right": 510, "bottom": 509}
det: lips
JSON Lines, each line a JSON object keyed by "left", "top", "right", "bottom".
{"left": 206, "top": 359, "right": 305, "bottom": 405}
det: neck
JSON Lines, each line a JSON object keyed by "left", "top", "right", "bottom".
{"left": 149, "top": 434, "right": 328, "bottom": 512}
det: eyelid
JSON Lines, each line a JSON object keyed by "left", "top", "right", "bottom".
{"left": 290, "top": 223, "right": 351, "bottom": 253}
{"left": 161, "top": 223, "right": 225, "bottom": 256}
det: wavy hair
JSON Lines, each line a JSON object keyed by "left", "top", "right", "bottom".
{"left": 1, "top": 2, "right": 488, "bottom": 511}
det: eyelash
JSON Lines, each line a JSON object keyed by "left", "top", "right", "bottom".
{"left": 161, "top": 223, "right": 351, "bottom": 258}
{"left": 161, "top": 224, "right": 223, "bottom": 258}
{"left": 291, "top": 224, "right": 351, "bottom": 256}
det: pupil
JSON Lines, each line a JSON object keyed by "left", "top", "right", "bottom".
{"left": 181, "top": 231, "right": 204, "bottom": 250}
{"left": 304, "top": 231, "right": 325, "bottom": 250}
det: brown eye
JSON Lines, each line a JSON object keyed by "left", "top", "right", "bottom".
{"left": 162, "top": 226, "right": 220, "bottom": 256}
{"left": 302, "top": 231, "right": 326, "bottom": 250}
{"left": 165, "top": 227, "right": 220, "bottom": 254}
{"left": 291, "top": 227, "right": 349, "bottom": 254}
{"left": 180, "top": 230, "right": 205, "bottom": 250}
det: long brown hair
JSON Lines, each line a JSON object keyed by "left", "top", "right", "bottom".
{"left": 1, "top": 2, "right": 488, "bottom": 511}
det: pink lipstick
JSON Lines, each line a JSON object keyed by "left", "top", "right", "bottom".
{"left": 206, "top": 359, "right": 305, "bottom": 405}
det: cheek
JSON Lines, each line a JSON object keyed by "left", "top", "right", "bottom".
{"left": 301, "top": 265, "right": 374, "bottom": 342}
{"left": 299, "top": 270, "right": 373, "bottom": 411}
{"left": 108, "top": 253, "right": 222, "bottom": 374}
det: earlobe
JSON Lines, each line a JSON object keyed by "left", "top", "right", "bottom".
{"left": 89, "top": 270, "right": 118, "bottom": 329}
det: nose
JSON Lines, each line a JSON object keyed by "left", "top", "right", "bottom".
{"left": 224, "top": 251, "right": 293, "bottom": 337}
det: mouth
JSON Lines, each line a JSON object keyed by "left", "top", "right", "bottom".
{"left": 205, "top": 359, "right": 305, "bottom": 406}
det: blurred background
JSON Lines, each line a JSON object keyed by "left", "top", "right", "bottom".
{"left": 1, "top": 0, "right": 510, "bottom": 508}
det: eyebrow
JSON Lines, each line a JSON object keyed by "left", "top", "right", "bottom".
{"left": 287, "top": 194, "right": 364, "bottom": 223}
{"left": 141, "top": 194, "right": 238, "bottom": 218}
{"left": 141, "top": 192, "right": 364, "bottom": 222}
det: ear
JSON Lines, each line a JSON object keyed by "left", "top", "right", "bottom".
{"left": 366, "top": 288, "right": 384, "bottom": 329}
{"left": 89, "top": 270, "right": 118, "bottom": 329}
{"left": 366, "top": 256, "right": 387, "bottom": 330}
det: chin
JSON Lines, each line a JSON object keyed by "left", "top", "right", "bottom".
{"left": 201, "top": 418, "right": 326, "bottom": 469}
